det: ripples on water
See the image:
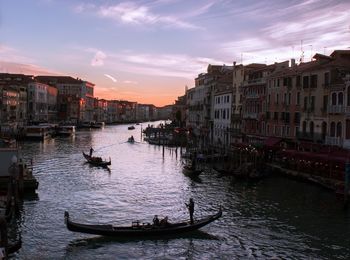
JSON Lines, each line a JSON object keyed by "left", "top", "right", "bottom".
{"left": 11, "top": 123, "right": 350, "bottom": 259}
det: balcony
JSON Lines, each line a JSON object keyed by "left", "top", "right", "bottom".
{"left": 325, "top": 136, "right": 343, "bottom": 146}
{"left": 296, "top": 131, "right": 324, "bottom": 142}
{"left": 242, "top": 112, "right": 258, "bottom": 119}
{"left": 327, "top": 105, "right": 345, "bottom": 114}
{"left": 244, "top": 78, "right": 266, "bottom": 86}
{"left": 245, "top": 93, "right": 259, "bottom": 99}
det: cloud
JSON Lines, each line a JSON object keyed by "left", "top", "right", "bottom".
{"left": 108, "top": 51, "right": 226, "bottom": 78}
{"left": 104, "top": 73, "right": 117, "bottom": 82}
{"left": 76, "top": 1, "right": 200, "bottom": 29}
{"left": 91, "top": 50, "right": 107, "bottom": 66}
{"left": 220, "top": 0, "right": 350, "bottom": 64}
{"left": 123, "top": 80, "right": 138, "bottom": 84}
{"left": 0, "top": 60, "right": 61, "bottom": 75}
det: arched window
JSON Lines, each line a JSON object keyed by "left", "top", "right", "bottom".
{"left": 347, "top": 86, "right": 350, "bottom": 106}
{"left": 338, "top": 92, "right": 343, "bottom": 105}
{"left": 336, "top": 122, "right": 342, "bottom": 137}
{"left": 332, "top": 93, "right": 337, "bottom": 105}
{"left": 321, "top": 122, "right": 327, "bottom": 140}
{"left": 330, "top": 122, "right": 336, "bottom": 137}
{"left": 310, "top": 121, "right": 314, "bottom": 137}
{"left": 302, "top": 121, "right": 307, "bottom": 134}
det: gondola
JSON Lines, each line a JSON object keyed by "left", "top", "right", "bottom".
{"left": 64, "top": 208, "right": 222, "bottom": 237}
{"left": 183, "top": 165, "right": 202, "bottom": 177}
{"left": 83, "top": 152, "right": 111, "bottom": 167}
{"left": 128, "top": 126, "right": 135, "bottom": 130}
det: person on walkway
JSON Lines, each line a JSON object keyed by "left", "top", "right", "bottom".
{"left": 185, "top": 198, "right": 195, "bottom": 224}
{"left": 89, "top": 147, "right": 94, "bottom": 157}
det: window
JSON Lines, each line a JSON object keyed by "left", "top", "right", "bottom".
{"left": 274, "top": 112, "right": 278, "bottom": 120}
{"left": 296, "top": 92, "right": 300, "bottom": 105}
{"left": 304, "top": 97, "right": 308, "bottom": 110}
{"left": 330, "top": 122, "right": 336, "bottom": 137}
{"left": 294, "top": 112, "right": 300, "bottom": 124}
{"left": 310, "top": 96, "right": 315, "bottom": 112}
{"left": 323, "top": 95, "right": 328, "bottom": 111}
{"left": 310, "top": 75, "right": 318, "bottom": 88}
{"left": 324, "top": 72, "right": 330, "bottom": 86}
{"left": 331, "top": 93, "right": 337, "bottom": 105}
{"left": 346, "top": 120, "right": 350, "bottom": 139}
{"left": 276, "top": 94, "right": 279, "bottom": 104}
{"left": 268, "top": 94, "right": 271, "bottom": 104}
{"left": 288, "top": 93, "right": 291, "bottom": 105}
{"left": 310, "top": 121, "right": 314, "bottom": 137}
{"left": 303, "top": 76, "right": 309, "bottom": 88}
{"left": 296, "top": 75, "right": 301, "bottom": 87}
{"left": 302, "top": 121, "right": 307, "bottom": 134}
{"left": 337, "top": 122, "right": 342, "bottom": 137}
{"left": 227, "top": 96, "right": 230, "bottom": 103}
{"left": 338, "top": 92, "right": 343, "bottom": 105}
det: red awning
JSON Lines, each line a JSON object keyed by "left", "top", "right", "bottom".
{"left": 264, "top": 137, "right": 282, "bottom": 147}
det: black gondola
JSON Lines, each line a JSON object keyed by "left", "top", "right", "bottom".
{"left": 183, "top": 165, "right": 202, "bottom": 177}
{"left": 83, "top": 152, "right": 111, "bottom": 167}
{"left": 64, "top": 208, "right": 222, "bottom": 237}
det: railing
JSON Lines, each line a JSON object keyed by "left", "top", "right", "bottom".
{"left": 325, "top": 136, "right": 343, "bottom": 146}
{"left": 296, "top": 131, "right": 324, "bottom": 142}
{"left": 242, "top": 112, "right": 258, "bottom": 119}
{"left": 245, "top": 93, "right": 259, "bottom": 99}
{"left": 327, "top": 105, "right": 345, "bottom": 114}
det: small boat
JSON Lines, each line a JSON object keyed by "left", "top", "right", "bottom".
{"left": 128, "top": 126, "right": 135, "bottom": 130}
{"left": 56, "top": 125, "right": 75, "bottom": 137}
{"left": 64, "top": 208, "right": 222, "bottom": 237}
{"left": 83, "top": 152, "right": 111, "bottom": 167}
{"left": 183, "top": 164, "right": 202, "bottom": 177}
{"left": 127, "top": 137, "right": 135, "bottom": 143}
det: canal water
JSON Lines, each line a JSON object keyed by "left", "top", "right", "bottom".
{"left": 14, "top": 123, "right": 350, "bottom": 259}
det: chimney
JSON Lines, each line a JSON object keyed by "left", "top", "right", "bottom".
{"left": 290, "top": 58, "right": 296, "bottom": 67}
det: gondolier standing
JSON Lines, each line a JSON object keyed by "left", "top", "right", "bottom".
{"left": 89, "top": 147, "right": 94, "bottom": 157}
{"left": 185, "top": 198, "right": 194, "bottom": 224}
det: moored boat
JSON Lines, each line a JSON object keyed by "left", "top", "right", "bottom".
{"left": 82, "top": 152, "right": 111, "bottom": 167}
{"left": 128, "top": 126, "right": 135, "bottom": 130}
{"left": 56, "top": 125, "right": 75, "bottom": 137}
{"left": 64, "top": 208, "right": 222, "bottom": 237}
{"left": 25, "top": 125, "right": 53, "bottom": 140}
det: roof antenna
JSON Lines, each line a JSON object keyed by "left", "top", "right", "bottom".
{"left": 299, "top": 40, "right": 304, "bottom": 63}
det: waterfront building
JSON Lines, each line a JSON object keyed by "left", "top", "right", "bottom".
{"left": 265, "top": 60, "right": 299, "bottom": 143}
{"left": 187, "top": 65, "right": 232, "bottom": 147}
{"left": 117, "top": 100, "right": 137, "bottom": 122}
{"left": 213, "top": 82, "right": 232, "bottom": 147}
{"left": 27, "top": 81, "right": 58, "bottom": 123}
{"left": 230, "top": 63, "right": 262, "bottom": 144}
{"left": 106, "top": 100, "right": 119, "bottom": 123}
{"left": 0, "top": 73, "right": 30, "bottom": 134}
{"left": 156, "top": 105, "right": 172, "bottom": 120}
{"left": 35, "top": 76, "right": 94, "bottom": 123}
{"left": 322, "top": 50, "right": 350, "bottom": 148}
{"left": 242, "top": 62, "right": 289, "bottom": 144}
{"left": 94, "top": 98, "right": 108, "bottom": 123}
{"left": 172, "top": 94, "right": 187, "bottom": 127}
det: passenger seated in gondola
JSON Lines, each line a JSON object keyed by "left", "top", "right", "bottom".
{"left": 160, "top": 216, "right": 169, "bottom": 227}
{"left": 153, "top": 215, "right": 160, "bottom": 226}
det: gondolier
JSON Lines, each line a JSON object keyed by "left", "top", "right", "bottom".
{"left": 185, "top": 198, "right": 195, "bottom": 224}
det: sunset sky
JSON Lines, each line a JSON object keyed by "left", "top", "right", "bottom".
{"left": 0, "top": 0, "right": 349, "bottom": 106}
